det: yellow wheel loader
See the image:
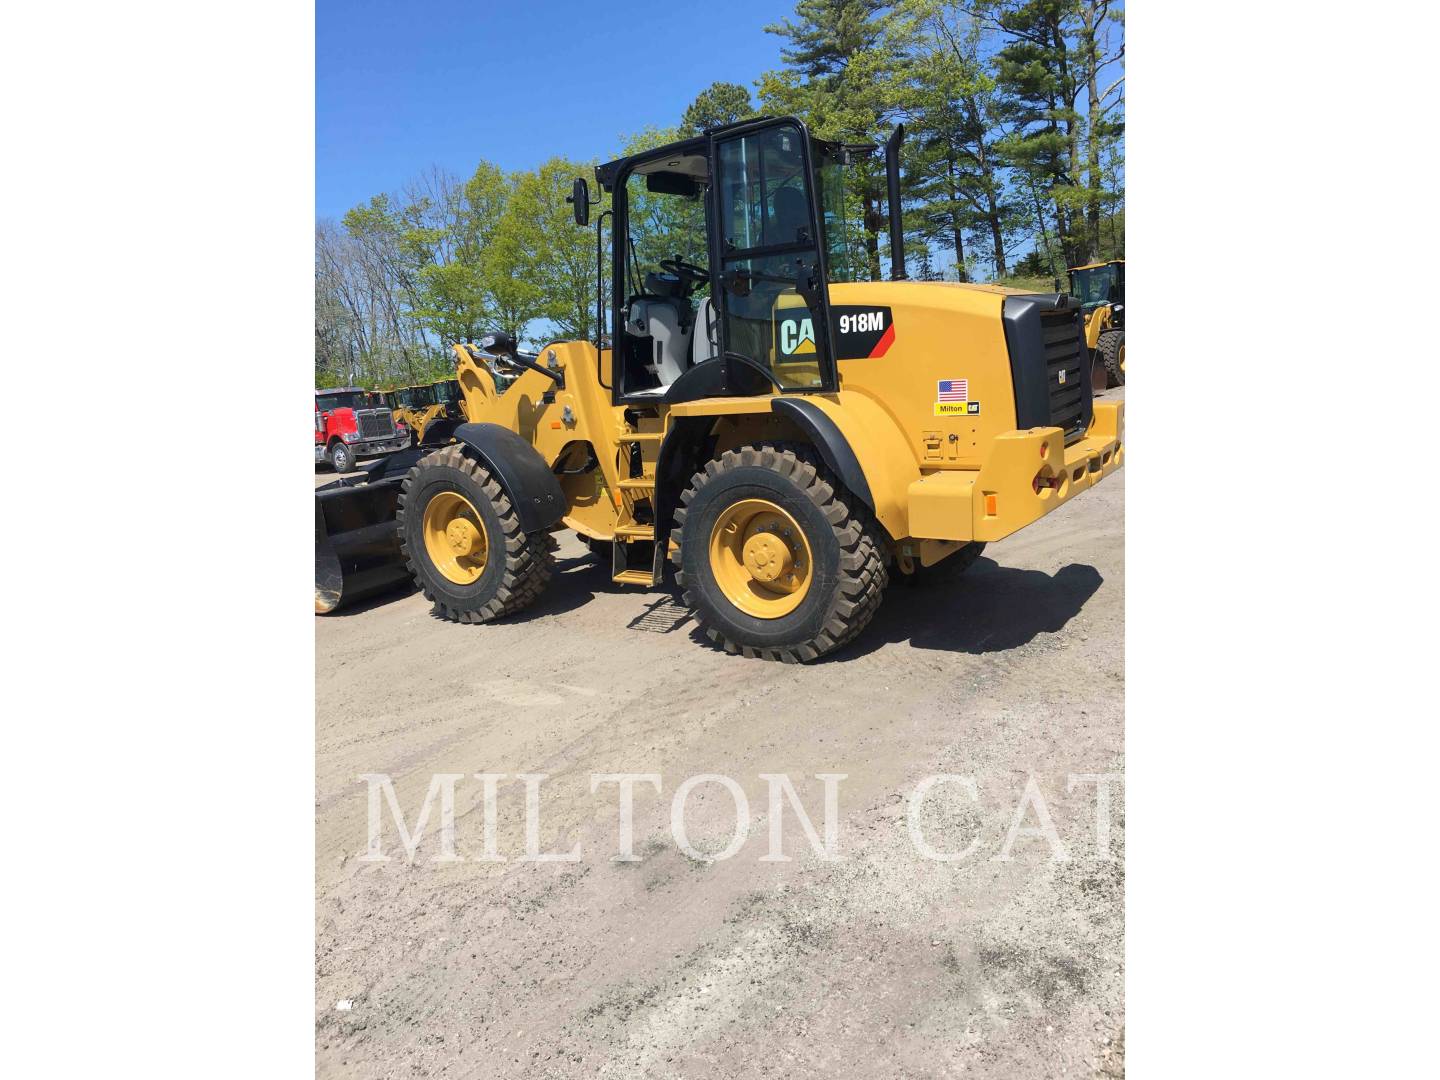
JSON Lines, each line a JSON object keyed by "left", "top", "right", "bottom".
{"left": 383, "top": 383, "right": 453, "bottom": 445}
{"left": 315, "top": 117, "right": 1123, "bottom": 660}
{"left": 1068, "top": 259, "right": 1124, "bottom": 388}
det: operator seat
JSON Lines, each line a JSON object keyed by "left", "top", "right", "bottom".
{"left": 627, "top": 270, "right": 693, "bottom": 389}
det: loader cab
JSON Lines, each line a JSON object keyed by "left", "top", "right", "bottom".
{"left": 598, "top": 117, "right": 837, "bottom": 405}
{"left": 1068, "top": 260, "right": 1125, "bottom": 312}
{"left": 432, "top": 378, "right": 464, "bottom": 417}
{"left": 393, "top": 384, "right": 439, "bottom": 410}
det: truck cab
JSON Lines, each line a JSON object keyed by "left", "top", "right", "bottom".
{"left": 314, "top": 387, "right": 407, "bottom": 473}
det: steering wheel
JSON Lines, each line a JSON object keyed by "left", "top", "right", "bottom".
{"left": 659, "top": 257, "right": 709, "bottom": 288}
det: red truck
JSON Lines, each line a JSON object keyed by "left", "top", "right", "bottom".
{"left": 314, "top": 387, "right": 408, "bottom": 472}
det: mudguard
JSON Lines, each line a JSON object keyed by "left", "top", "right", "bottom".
{"left": 770, "top": 397, "right": 874, "bottom": 509}
{"left": 451, "top": 422, "right": 566, "bottom": 534}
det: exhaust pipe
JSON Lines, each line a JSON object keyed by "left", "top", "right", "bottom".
{"left": 885, "top": 124, "right": 907, "bottom": 282}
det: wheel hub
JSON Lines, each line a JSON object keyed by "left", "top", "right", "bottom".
{"left": 446, "top": 518, "right": 483, "bottom": 557}
{"left": 421, "top": 490, "right": 489, "bottom": 585}
{"left": 707, "top": 499, "right": 813, "bottom": 619}
{"left": 742, "top": 531, "right": 793, "bottom": 583}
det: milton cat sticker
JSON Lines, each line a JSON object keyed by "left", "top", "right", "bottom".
{"left": 935, "top": 378, "right": 982, "bottom": 417}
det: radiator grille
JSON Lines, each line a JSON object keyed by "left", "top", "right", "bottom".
{"left": 357, "top": 410, "right": 394, "bottom": 440}
{"left": 1040, "top": 309, "right": 1089, "bottom": 440}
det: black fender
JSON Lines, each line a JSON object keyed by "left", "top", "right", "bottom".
{"left": 769, "top": 398, "right": 874, "bottom": 510}
{"left": 450, "top": 422, "right": 566, "bottom": 534}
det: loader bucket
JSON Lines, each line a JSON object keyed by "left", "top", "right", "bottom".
{"left": 314, "top": 450, "right": 425, "bottom": 613}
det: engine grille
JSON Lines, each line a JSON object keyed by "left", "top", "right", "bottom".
{"left": 357, "top": 409, "right": 394, "bottom": 440}
{"left": 1040, "top": 308, "right": 1089, "bottom": 440}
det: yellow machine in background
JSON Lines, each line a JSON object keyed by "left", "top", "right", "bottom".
{"left": 317, "top": 117, "right": 1122, "bottom": 661}
{"left": 1068, "top": 259, "right": 1125, "bottom": 387}
{"left": 384, "top": 383, "right": 460, "bottom": 445}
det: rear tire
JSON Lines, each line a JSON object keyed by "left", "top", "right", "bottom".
{"left": 1099, "top": 330, "right": 1125, "bottom": 386}
{"left": 398, "top": 444, "right": 553, "bottom": 623}
{"left": 672, "top": 443, "right": 887, "bottom": 663}
{"left": 329, "top": 441, "right": 356, "bottom": 473}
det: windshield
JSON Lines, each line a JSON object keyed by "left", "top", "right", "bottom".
{"left": 1070, "top": 265, "right": 1120, "bottom": 308}
{"left": 395, "top": 386, "right": 439, "bottom": 409}
{"left": 316, "top": 392, "right": 367, "bottom": 412}
{"left": 624, "top": 167, "right": 709, "bottom": 298}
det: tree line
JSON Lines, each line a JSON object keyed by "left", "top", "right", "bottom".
{"left": 316, "top": 0, "right": 1123, "bottom": 388}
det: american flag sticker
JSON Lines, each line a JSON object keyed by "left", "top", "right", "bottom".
{"left": 937, "top": 379, "right": 969, "bottom": 402}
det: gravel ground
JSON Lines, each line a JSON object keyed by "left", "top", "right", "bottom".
{"left": 315, "top": 389, "right": 1125, "bottom": 1078}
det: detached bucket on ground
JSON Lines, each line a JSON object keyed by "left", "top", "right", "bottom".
{"left": 314, "top": 451, "right": 424, "bottom": 613}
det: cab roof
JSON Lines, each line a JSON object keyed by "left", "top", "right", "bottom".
{"left": 594, "top": 116, "right": 869, "bottom": 192}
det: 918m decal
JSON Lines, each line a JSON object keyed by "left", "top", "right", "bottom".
{"left": 830, "top": 305, "right": 895, "bottom": 359}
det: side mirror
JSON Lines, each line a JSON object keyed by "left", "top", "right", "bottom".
{"left": 568, "top": 178, "right": 590, "bottom": 226}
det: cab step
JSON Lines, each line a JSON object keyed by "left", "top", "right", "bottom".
{"left": 611, "top": 533, "right": 664, "bottom": 587}
{"left": 612, "top": 569, "right": 656, "bottom": 586}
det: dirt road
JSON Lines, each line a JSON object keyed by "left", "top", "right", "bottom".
{"left": 315, "top": 402, "right": 1125, "bottom": 1078}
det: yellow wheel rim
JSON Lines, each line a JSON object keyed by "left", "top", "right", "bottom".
{"left": 422, "top": 491, "right": 489, "bottom": 585}
{"left": 708, "top": 498, "right": 813, "bottom": 619}
{"left": 1118, "top": 340, "right": 1126, "bottom": 373}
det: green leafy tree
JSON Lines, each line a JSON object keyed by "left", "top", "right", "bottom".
{"left": 508, "top": 157, "right": 603, "bottom": 343}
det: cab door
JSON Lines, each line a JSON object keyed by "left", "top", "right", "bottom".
{"left": 708, "top": 119, "right": 837, "bottom": 393}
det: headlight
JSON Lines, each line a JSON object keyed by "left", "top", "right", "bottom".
{"left": 342, "top": 431, "right": 360, "bottom": 442}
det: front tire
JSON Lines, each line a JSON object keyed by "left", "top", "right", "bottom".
{"left": 329, "top": 441, "right": 355, "bottom": 473}
{"left": 1099, "top": 330, "right": 1125, "bottom": 386}
{"left": 672, "top": 444, "right": 887, "bottom": 663}
{"left": 397, "top": 444, "right": 553, "bottom": 623}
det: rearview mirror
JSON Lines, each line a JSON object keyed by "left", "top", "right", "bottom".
{"left": 568, "top": 178, "right": 590, "bottom": 226}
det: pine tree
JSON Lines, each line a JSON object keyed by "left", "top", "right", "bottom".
{"left": 899, "top": 0, "right": 1024, "bottom": 279}
{"left": 681, "top": 82, "right": 756, "bottom": 135}
{"left": 760, "top": 0, "right": 908, "bottom": 280}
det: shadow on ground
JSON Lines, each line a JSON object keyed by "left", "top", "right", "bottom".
{"left": 682, "top": 556, "right": 1103, "bottom": 660}
{"left": 501, "top": 554, "right": 648, "bottom": 623}
{"left": 323, "top": 549, "right": 1102, "bottom": 660}
{"left": 844, "top": 557, "right": 1103, "bottom": 657}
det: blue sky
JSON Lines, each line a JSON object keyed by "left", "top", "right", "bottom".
{"left": 316, "top": 0, "right": 788, "bottom": 219}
